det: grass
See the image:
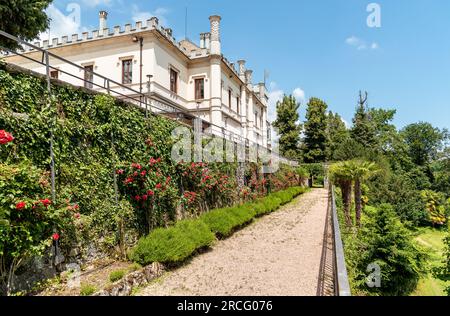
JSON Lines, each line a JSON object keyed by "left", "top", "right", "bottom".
{"left": 130, "top": 187, "right": 307, "bottom": 266}
{"left": 412, "top": 227, "right": 448, "bottom": 296}
{"left": 80, "top": 283, "right": 97, "bottom": 296}
{"left": 109, "top": 270, "right": 126, "bottom": 283}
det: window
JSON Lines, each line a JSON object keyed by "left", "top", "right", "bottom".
{"left": 122, "top": 59, "right": 132, "bottom": 84}
{"left": 260, "top": 114, "right": 263, "bottom": 129}
{"left": 254, "top": 112, "right": 258, "bottom": 127}
{"left": 50, "top": 70, "right": 59, "bottom": 79}
{"left": 84, "top": 65, "right": 94, "bottom": 89}
{"left": 228, "top": 89, "right": 232, "bottom": 108}
{"left": 195, "top": 78, "right": 204, "bottom": 100}
{"left": 170, "top": 68, "right": 178, "bottom": 93}
{"left": 236, "top": 97, "right": 240, "bottom": 114}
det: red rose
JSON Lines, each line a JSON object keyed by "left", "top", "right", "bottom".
{"left": 141, "top": 170, "right": 147, "bottom": 177}
{"left": 16, "top": 201, "right": 26, "bottom": 210}
{"left": 155, "top": 183, "right": 162, "bottom": 190}
{"left": 74, "top": 213, "right": 81, "bottom": 219}
{"left": 142, "top": 194, "right": 148, "bottom": 201}
{"left": 134, "top": 195, "right": 141, "bottom": 201}
{"left": 0, "top": 130, "right": 14, "bottom": 145}
{"left": 116, "top": 169, "right": 124, "bottom": 175}
{"left": 147, "top": 190, "right": 155, "bottom": 196}
{"left": 40, "top": 199, "right": 52, "bottom": 208}
{"left": 52, "top": 233, "right": 60, "bottom": 241}
{"left": 125, "top": 178, "right": 133, "bottom": 185}
{"left": 166, "top": 176, "right": 171, "bottom": 184}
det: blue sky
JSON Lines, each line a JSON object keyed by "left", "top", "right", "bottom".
{"left": 46, "top": 0, "right": 450, "bottom": 130}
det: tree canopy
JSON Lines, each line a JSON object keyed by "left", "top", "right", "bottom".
{"left": 272, "top": 95, "right": 302, "bottom": 160}
{"left": 303, "top": 97, "right": 328, "bottom": 163}
{"left": 0, "top": 0, "right": 52, "bottom": 50}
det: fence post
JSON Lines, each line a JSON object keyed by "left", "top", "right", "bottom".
{"left": 44, "top": 51, "right": 56, "bottom": 203}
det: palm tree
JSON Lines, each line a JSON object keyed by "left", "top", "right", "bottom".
{"left": 329, "top": 162, "right": 353, "bottom": 227}
{"left": 330, "top": 160, "right": 379, "bottom": 228}
{"left": 346, "top": 159, "right": 379, "bottom": 227}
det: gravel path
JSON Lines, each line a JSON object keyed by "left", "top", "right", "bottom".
{"left": 139, "top": 188, "right": 329, "bottom": 296}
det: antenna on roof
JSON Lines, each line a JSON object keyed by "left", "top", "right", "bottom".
{"left": 264, "top": 70, "right": 270, "bottom": 87}
{"left": 184, "top": 7, "right": 188, "bottom": 40}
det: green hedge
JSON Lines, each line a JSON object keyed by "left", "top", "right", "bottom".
{"left": 129, "top": 219, "right": 215, "bottom": 265}
{"left": 130, "top": 187, "right": 307, "bottom": 265}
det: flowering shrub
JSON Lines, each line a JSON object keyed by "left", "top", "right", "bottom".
{"left": 0, "top": 130, "right": 14, "bottom": 145}
{"left": 0, "top": 162, "right": 74, "bottom": 295}
{"left": 176, "top": 162, "right": 236, "bottom": 213}
{"left": 117, "top": 157, "right": 179, "bottom": 234}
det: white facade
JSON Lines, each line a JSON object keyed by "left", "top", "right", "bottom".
{"left": 4, "top": 12, "right": 271, "bottom": 148}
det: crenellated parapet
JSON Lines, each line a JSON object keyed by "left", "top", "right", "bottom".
{"left": 22, "top": 17, "right": 183, "bottom": 54}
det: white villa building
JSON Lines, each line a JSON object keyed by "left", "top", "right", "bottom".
{"left": 4, "top": 11, "right": 271, "bottom": 149}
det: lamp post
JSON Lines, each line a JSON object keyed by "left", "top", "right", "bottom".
{"left": 146, "top": 74, "right": 153, "bottom": 117}
{"left": 132, "top": 36, "right": 144, "bottom": 95}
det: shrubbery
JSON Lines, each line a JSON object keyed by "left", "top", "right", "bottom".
{"left": 109, "top": 270, "right": 125, "bottom": 283}
{"left": 129, "top": 219, "right": 215, "bottom": 265}
{"left": 342, "top": 203, "right": 426, "bottom": 296}
{"left": 129, "top": 187, "right": 306, "bottom": 265}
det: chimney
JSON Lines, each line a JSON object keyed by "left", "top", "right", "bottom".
{"left": 245, "top": 70, "right": 253, "bottom": 86}
{"left": 99, "top": 11, "right": 108, "bottom": 36}
{"left": 200, "top": 33, "right": 205, "bottom": 48}
{"left": 237, "top": 60, "right": 246, "bottom": 81}
{"left": 209, "top": 15, "right": 221, "bottom": 55}
{"left": 258, "top": 83, "right": 267, "bottom": 105}
{"left": 204, "top": 33, "right": 211, "bottom": 50}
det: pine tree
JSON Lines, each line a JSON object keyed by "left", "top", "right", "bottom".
{"left": 303, "top": 97, "right": 328, "bottom": 163}
{"left": 326, "top": 111, "right": 349, "bottom": 161}
{"left": 351, "top": 91, "right": 377, "bottom": 148}
{"left": 272, "top": 95, "right": 302, "bottom": 160}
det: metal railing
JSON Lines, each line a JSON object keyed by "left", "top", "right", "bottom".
{"left": 330, "top": 184, "right": 352, "bottom": 296}
{"left": 0, "top": 30, "right": 298, "bottom": 166}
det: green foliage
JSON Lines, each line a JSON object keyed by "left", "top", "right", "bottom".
{"left": 80, "top": 283, "right": 97, "bottom": 296}
{"left": 351, "top": 96, "right": 377, "bottom": 148}
{"left": 0, "top": 0, "right": 52, "bottom": 50}
{"left": 109, "top": 270, "right": 126, "bottom": 283}
{"left": 0, "top": 161, "right": 74, "bottom": 294}
{"left": 367, "top": 168, "right": 428, "bottom": 226}
{"left": 401, "top": 122, "right": 447, "bottom": 166}
{"left": 0, "top": 67, "right": 179, "bottom": 255}
{"left": 130, "top": 187, "right": 305, "bottom": 265}
{"left": 420, "top": 190, "right": 448, "bottom": 226}
{"left": 129, "top": 219, "right": 214, "bottom": 265}
{"left": 303, "top": 97, "right": 328, "bottom": 163}
{"left": 345, "top": 204, "right": 426, "bottom": 296}
{"left": 325, "top": 111, "right": 349, "bottom": 161}
{"left": 272, "top": 95, "right": 302, "bottom": 160}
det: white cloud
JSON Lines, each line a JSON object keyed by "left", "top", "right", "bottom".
{"left": 342, "top": 118, "right": 351, "bottom": 129}
{"left": 293, "top": 88, "right": 306, "bottom": 103}
{"left": 40, "top": 4, "right": 88, "bottom": 41}
{"left": 345, "top": 36, "right": 379, "bottom": 51}
{"left": 81, "top": 0, "right": 113, "bottom": 7}
{"left": 132, "top": 5, "right": 169, "bottom": 26}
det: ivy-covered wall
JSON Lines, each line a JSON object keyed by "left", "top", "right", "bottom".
{"left": 0, "top": 63, "right": 301, "bottom": 294}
